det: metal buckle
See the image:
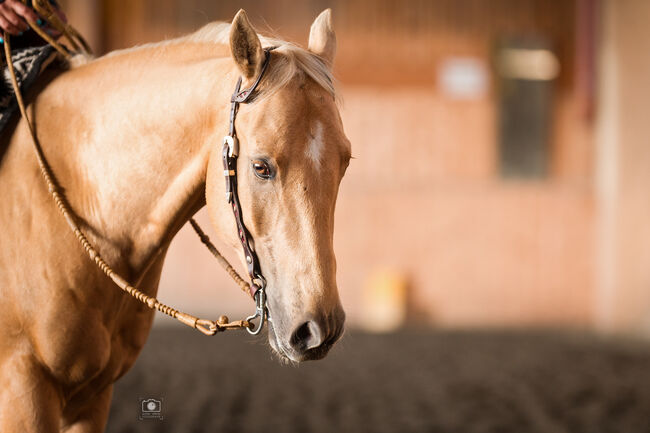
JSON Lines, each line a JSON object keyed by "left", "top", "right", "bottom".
{"left": 245, "top": 277, "right": 267, "bottom": 335}
{"left": 222, "top": 135, "right": 238, "bottom": 158}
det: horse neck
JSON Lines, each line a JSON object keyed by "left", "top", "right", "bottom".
{"left": 42, "top": 44, "right": 234, "bottom": 274}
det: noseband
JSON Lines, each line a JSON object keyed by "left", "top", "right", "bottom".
{"left": 222, "top": 47, "right": 275, "bottom": 334}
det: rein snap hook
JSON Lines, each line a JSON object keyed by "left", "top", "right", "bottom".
{"left": 246, "top": 287, "right": 267, "bottom": 335}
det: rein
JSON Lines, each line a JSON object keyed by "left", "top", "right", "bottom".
{"left": 2, "top": 17, "right": 272, "bottom": 336}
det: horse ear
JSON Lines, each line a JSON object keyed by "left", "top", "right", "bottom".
{"left": 308, "top": 9, "right": 336, "bottom": 67}
{"left": 230, "top": 9, "right": 264, "bottom": 79}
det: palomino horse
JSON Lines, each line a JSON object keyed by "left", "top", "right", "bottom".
{"left": 0, "top": 9, "right": 349, "bottom": 432}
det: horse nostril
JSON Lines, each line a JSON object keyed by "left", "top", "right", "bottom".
{"left": 290, "top": 320, "right": 323, "bottom": 351}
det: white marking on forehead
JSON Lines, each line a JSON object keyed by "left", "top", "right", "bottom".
{"left": 306, "top": 122, "right": 324, "bottom": 171}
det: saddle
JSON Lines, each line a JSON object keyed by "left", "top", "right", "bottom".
{"left": 0, "top": 44, "right": 58, "bottom": 133}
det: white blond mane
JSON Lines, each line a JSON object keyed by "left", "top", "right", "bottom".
{"left": 99, "top": 21, "right": 336, "bottom": 99}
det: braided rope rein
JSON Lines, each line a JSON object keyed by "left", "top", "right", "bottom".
{"left": 2, "top": 29, "right": 254, "bottom": 336}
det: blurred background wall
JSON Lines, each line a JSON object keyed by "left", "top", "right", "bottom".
{"left": 59, "top": 0, "right": 650, "bottom": 335}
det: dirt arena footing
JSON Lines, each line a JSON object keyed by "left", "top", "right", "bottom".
{"left": 105, "top": 328, "right": 650, "bottom": 433}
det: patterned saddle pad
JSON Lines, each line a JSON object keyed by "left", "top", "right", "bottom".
{"left": 1, "top": 45, "right": 56, "bottom": 133}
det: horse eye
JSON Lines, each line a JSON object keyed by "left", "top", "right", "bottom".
{"left": 252, "top": 160, "right": 272, "bottom": 179}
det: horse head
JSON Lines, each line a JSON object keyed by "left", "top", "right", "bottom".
{"left": 206, "top": 10, "right": 351, "bottom": 362}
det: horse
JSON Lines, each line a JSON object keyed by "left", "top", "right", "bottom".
{"left": 0, "top": 9, "right": 350, "bottom": 432}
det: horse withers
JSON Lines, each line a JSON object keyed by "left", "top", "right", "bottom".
{"left": 0, "top": 9, "right": 350, "bottom": 432}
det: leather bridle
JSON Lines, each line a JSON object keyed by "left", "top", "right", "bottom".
{"left": 221, "top": 47, "right": 275, "bottom": 334}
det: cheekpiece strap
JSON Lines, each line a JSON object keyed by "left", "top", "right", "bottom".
{"left": 222, "top": 46, "right": 276, "bottom": 299}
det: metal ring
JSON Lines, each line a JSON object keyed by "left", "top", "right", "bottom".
{"left": 253, "top": 273, "right": 267, "bottom": 291}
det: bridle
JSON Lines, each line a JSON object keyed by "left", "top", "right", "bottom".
{"left": 2, "top": 23, "right": 275, "bottom": 336}
{"left": 221, "top": 47, "right": 276, "bottom": 334}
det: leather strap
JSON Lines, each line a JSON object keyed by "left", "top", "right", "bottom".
{"left": 222, "top": 48, "right": 274, "bottom": 298}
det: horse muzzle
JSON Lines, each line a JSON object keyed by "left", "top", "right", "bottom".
{"left": 268, "top": 309, "right": 345, "bottom": 362}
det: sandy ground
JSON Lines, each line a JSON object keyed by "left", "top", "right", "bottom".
{"left": 105, "top": 329, "right": 650, "bottom": 433}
